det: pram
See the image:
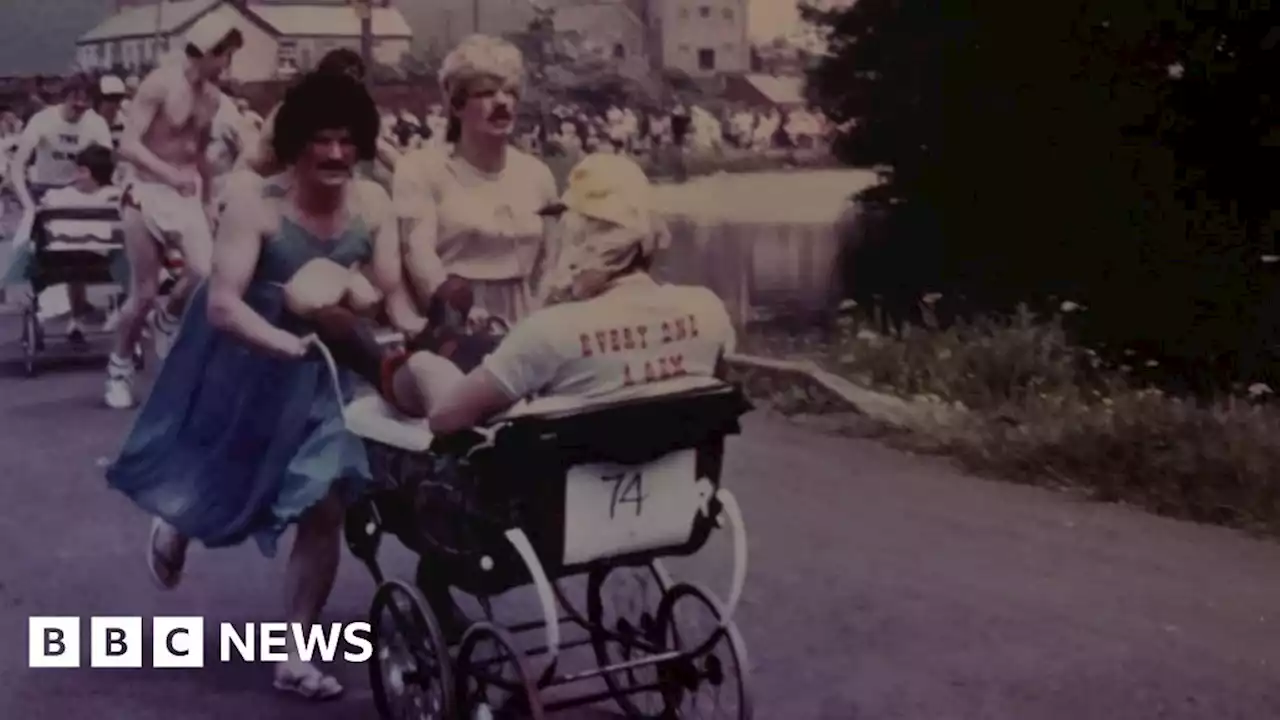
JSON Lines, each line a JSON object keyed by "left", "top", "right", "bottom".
{"left": 15, "top": 202, "right": 139, "bottom": 376}
{"left": 310, "top": 338, "right": 756, "bottom": 719}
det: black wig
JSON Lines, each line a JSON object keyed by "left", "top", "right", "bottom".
{"left": 271, "top": 71, "right": 380, "bottom": 165}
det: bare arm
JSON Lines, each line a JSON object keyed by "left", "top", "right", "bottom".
{"left": 197, "top": 121, "right": 215, "bottom": 206}
{"left": 391, "top": 153, "right": 450, "bottom": 305}
{"left": 241, "top": 103, "right": 280, "bottom": 176}
{"left": 206, "top": 175, "right": 303, "bottom": 356}
{"left": 357, "top": 181, "right": 421, "bottom": 331}
{"left": 528, "top": 163, "right": 563, "bottom": 298}
{"left": 8, "top": 116, "right": 40, "bottom": 209}
{"left": 428, "top": 368, "right": 516, "bottom": 436}
{"left": 117, "top": 73, "right": 182, "bottom": 187}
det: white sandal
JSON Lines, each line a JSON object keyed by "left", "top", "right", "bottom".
{"left": 273, "top": 662, "right": 344, "bottom": 701}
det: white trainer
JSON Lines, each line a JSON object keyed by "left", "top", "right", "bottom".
{"left": 104, "top": 354, "right": 136, "bottom": 409}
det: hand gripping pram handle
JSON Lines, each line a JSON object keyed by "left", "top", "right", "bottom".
{"left": 301, "top": 332, "right": 565, "bottom": 666}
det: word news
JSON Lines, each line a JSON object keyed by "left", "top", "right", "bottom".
{"left": 28, "top": 617, "right": 373, "bottom": 668}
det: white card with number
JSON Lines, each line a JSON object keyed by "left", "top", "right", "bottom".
{"left": 562, "top": 448, "right": 701, "bottom": 566}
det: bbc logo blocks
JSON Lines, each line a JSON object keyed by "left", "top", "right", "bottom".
{"left": 28, "top": 617, "right": 79, "bottom": 668}
{"left": 29, "top": 616, "right": 205, "bottom": 668}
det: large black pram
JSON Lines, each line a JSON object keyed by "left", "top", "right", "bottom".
{"left": 311, "top": 338, "right": 756, "bottom": 719}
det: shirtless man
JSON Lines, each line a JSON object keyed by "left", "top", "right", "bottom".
{"left": 106, "top": 17, "right": 243, "bottom": 409}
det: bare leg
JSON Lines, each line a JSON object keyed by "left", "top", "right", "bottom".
{"left": 148, "top": 214, "right": 213, "bottom": 359}
{"left": 106, "top": 206, "right": 161, "bottom": 409}
{"left": 161, "top": 220, "right": 213, "bottom": 322}
{"left": 284, "top": 490, "right": 344, "bottom": 629}
{"left": 276, "top": 489, "right": 345, "bottom": 698}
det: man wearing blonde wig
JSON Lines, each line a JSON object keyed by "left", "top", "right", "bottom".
{"left": 390, "top": 34, "right": 558, "bottom": 334}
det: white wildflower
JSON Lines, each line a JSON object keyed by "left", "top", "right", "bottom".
{"left": 1060, "top": 300, "right": 1081, "bottom": 313}
{"left": 1249, "top": 382, "right": 1273, "bottom": 398}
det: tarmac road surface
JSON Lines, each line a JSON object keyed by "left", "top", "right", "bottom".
{"left": 0, "top": 333, "right": 1278, "bottom": 719}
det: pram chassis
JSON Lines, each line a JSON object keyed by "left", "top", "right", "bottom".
{"left": 312, "top": 339, "right": 756, "bottom": 719}
{"left": 20, "top": 205, "right": 142, "bottom": 376}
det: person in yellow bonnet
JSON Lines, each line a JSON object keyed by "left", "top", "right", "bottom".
{"left": 376, "top": 152, "right": 734, "bottom": 428}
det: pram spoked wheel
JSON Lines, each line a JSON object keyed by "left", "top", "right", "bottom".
{"left": 456, "top": 622, "right": 544, "bottom": 720}
{"left": 651, "top": 582, "right": 753, "bottom": 719}
{"left": 587, "top": 562, "right": 671, "bottom": 718}
{"left": 20, "top": 306, "right": 42, "bottom": 377}
{"left": 369, "top": 579, "right": 456, "bottom": 720}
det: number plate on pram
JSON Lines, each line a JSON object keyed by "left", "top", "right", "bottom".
{"left": 562, "top": 448, "right": 704, "bottom": 565}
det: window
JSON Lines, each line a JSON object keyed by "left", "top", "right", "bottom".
{"left": 698, "top": 48, "right": 715, "bottom": 70}
{"left": 723, "top": 7, "right": 734, "bottom": 19}
{"left": 277, "top": 39, "right": 297, "bottom": 66}
{"left": 699, "top": 5, "right": 710, "bottom": 18}
{"left": 613, "top": 43, "right": 626, "bottom": 58}
{"left": 679, "top": 7, "right": 689, "bottom": 18}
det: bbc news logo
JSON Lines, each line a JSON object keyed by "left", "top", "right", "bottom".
{"left": 28, "top": 617, "right": 373, "bottom": 668}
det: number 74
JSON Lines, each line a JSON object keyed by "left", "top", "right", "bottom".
{"left": 604, "top": 472, "right": 646, "bottom": 519}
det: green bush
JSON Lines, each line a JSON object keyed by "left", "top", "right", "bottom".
{"left": 747, "top": 301, "right": 1280, "bottom": 536}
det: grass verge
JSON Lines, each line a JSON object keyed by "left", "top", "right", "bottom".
{"left": 740, "top": 303, "right": 1280, "bottom": 538}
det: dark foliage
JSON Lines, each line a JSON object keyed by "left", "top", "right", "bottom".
{"left": 805, "top": 1, "right": 1280, "bottom": 393}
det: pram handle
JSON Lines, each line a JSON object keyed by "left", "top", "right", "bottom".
{"left": 303, "top": 334, "right": 349, "bottom": 421}
{"left": 33, "top": 206, "right": 121, "bottom": 223}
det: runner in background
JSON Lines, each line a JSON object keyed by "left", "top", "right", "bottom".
{"left": 107, "top": 16, "right": 243, "bottom": 408}
{"left": 6, "top": 74, "right": 114, "bottom": 342}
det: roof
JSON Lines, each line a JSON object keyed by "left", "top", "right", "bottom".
{"left": 250, "top": 5, "right": 412, "bottom": 38}
{"left": 741, "top": 74, "right": 805, "bottom": 106}
{"left": 79, "top": 0, "right": 218, "bottom": 42}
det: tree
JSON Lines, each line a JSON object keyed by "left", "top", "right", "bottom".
{"left": 805, "top": 1, "right": 1280, "bottom": 390}
{"left": 512, "top": 9, "right": 660, "bottom": 112}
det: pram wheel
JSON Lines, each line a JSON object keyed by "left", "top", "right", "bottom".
{"left": 652, "top": 582, "right": 753, "bottom": 720}
{"left": 369, "top": 579, "right": 456, "bottom": 720}
{"left": 20, "top": 307, "right": 40, "bottom": 377}
{"left": 587, "top": 562, "right": 671, "bottom": 718}
{"left": 456, "top": 622, "right": 545, "bottom": 720}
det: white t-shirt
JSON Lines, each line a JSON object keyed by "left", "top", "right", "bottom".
{"left": 482, "top": 275, "right": 736, "bottom": 405}
{"left": 15, "top": 105, "right": 113, "bottom": 187}
{"left": 41, "top": 185, "right": 122, "bottom": 241}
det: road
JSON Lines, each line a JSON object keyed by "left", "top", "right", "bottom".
{"left": 1, "top": 330, "right": 1279, "bottom": 719}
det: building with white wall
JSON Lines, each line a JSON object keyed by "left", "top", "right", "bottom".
{"left": 395, "top": 0, "right": 746, "bottom": 79}
{"left": 656, "top": 0, "right": 749, "bottom": 76}
{"left": 76, "top": 0, "right": 411, "bottom": 82}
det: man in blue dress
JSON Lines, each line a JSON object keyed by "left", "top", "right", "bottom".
{"left": 107, "top": 71, "right": 401, "bottom": 700}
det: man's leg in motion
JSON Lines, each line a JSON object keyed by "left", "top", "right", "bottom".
{"left": 278, "top": 489, "right": 345, "bottom": 697}
{"left": 106, "top": 206, "right": 161, "bottom": 409}
{"left": 150, "top": 216, "right": 213, "bottom": 359}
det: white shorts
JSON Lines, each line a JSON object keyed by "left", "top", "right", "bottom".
{"left": 121, "top": 180, "right": 213, "bottom": 272}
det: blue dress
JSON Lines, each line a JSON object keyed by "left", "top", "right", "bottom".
{"left": 106, "top": 187, "right": 373, "bottom": 558}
